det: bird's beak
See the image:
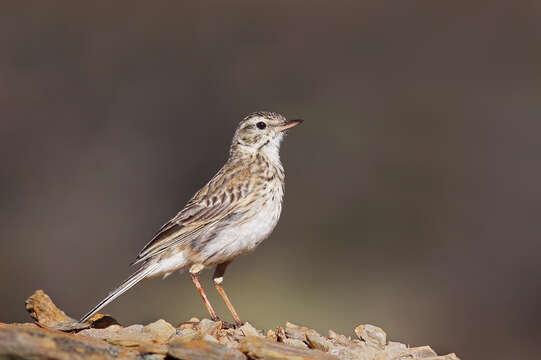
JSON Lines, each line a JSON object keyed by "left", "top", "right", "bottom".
{"left": 276, "top": 119, "right": 304, "bottom": 132}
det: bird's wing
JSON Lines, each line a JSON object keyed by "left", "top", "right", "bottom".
{"left": 133, "top": 164, "right": 258, "bottom": 265}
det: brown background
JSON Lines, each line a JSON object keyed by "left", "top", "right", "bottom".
{"left": 1, "top": 2, "right": 540, "bottom": 359}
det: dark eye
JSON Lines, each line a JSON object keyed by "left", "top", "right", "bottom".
{"left": 256, "top": 122, "right": 266, "bottom": 130}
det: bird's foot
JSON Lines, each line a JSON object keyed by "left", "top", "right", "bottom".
{"left": 178, "top": 317, "right": 243, "bottom": 329}
{"left": 221, "top": 320, "right": 244, "bottom": 329}
{"left": 211, "top": 316, "right": 243, "bottom": 329}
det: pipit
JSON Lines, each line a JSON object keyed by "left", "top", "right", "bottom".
{"left": 81, "top": 111, "right": 303, "bottom": 326}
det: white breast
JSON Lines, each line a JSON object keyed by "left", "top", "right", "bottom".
{"left": 201, "top": 193, "right": 283, "bottom": 265}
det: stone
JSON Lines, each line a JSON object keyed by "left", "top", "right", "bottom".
{"left": 306, "top": 329, "right": 332, "bottom": 352}
{"left": 285, "top": 321, "right": 310, "bottom": 340}
{"left": 168, "top": 338, "right": 246, "bottom": 360}
{"left": 0, "top": 324, "right": 132, "bottom": 359}
{"left": 328, "top": 329, "right": 352, "bottom": 346}
{"left": 136, "top": 355, "right": 166, "bottom": 360}
{"left": 137, "top": 342, "right": 168, "bottom": 355}
{"left": 283, "top": 337, "right": 308, "bottom": 348}
{"left": 171, "top": 332, "right": 198, "bottom": 344}
{"left": 197, "top": 318, "right": 222, "bottom": 337}
{"left": 384, "top": 341, "right": 409, "bottom": 358}
{"left": 86, "top": 313, "right": 121, "bottom": 329}
{"left": 25, "top": 290, "right": 89, "bottom": 331}
{"left": 202, "top": 333, "right": 220, "bottom": 344}
{"left": 142, "top": 319, "right": 175, "bottom": 343}
{"left": 422, "top": 354, "right": 460, "bottom": 360}
{"left": 266, "top": 329, "right": 278, "bottom": 341}
{"left": 217, "top": 328, "right": 240, "bottom": 348}
{"left": 240, "top": 336, "right": 338, "bottom": 360}
{"left": 409, "top": 345, "right": 438, "bottom": 358}
{"left": 239, "top": 322, "right": 262, "bottom": 337}
{"left": 81, "top": 324, "right": 156, "bottom": 347}
{"left": 0, "top": 290, "right": 461, "bottom": 360}
{"left": 78, "top": 325, "right": 123, "bottom": 340}
{"left": 355, "top": 324, "right": 387, "bottom": 349}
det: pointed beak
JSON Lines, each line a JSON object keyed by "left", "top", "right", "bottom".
{"left": 276, "top": 119, "right": 304, "bottom": 132}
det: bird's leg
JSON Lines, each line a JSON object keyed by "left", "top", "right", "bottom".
{"left": 213, "top": 262, "right": 243, "bottom": 326}
{"left": 189, "top": 264, "right": 219, "bottom": 322}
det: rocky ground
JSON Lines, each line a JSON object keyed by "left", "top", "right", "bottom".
{"left": 0, "top": 290, "right": 460, "bottom": 360}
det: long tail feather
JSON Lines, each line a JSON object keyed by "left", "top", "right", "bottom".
{"left": 80, "top": 264, "right": 158, "bottom": 323}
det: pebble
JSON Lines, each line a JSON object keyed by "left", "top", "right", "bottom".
{"left": 8, "top": 291, "right": 462, "bottom": 360}
{"left": 354, "top": 324, "right": 387, "bottom": 349}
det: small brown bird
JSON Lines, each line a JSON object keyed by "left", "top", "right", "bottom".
{"left": 81, "top": 111, "right": 303, "bottom": 325}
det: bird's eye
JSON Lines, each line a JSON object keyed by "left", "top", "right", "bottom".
{"left": 256, "top": 122, "right": 266, "bottom": 130}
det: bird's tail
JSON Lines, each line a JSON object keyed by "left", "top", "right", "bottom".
{"left": 80, "top": 263, "right": 158, "bottom": 323}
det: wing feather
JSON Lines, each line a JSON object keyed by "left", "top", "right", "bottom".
{"left": 133, "top": 163, "right": 258, "bottom": 264}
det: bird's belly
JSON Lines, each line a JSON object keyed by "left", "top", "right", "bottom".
{"left": 200, "top": 199, "right": 282, "bottom": 265}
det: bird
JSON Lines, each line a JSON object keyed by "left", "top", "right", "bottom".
{"left": 80, "top": 111, "right": 303, "bottom": 326}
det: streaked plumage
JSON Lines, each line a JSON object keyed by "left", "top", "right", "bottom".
{"left": 81, "top": 111, "right": 302, "bottom": 325}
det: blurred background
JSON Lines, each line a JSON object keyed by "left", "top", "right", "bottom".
{"left": 1, "top": 1, "right": 540, "bottom": 359}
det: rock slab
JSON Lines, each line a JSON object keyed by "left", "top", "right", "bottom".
{"left": 0, "top": 290, "right": 460, "bottom": 360}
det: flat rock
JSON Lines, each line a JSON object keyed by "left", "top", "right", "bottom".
{"left": 285, "top": 321, "right": 311, "bottom": 340}
{"left": 80, "top": 324, "right": 155, "bottom": 347}
{"left": 168, "top": 338, "right": 246, "bottom": 360}
{"left": 409, "top": 345, "right": 438, "bottom": 358}
{"left": 0, "top": 324, "right": 131, "bottom": 360}
{"left": 354, "top": 324, "right": 387, "bottom": 349}
{"left": 283, "top": 337, "right": 309, "bottom": 348}
{"left": 143, "top": 319, "right": 175, "bottom": 343}
{"left": 306, "top": 329, "right": 333, "bottom": 352}
{"left": 328, "top": 329, "right": 352, "bottom": 346}
{"left": 0, "top": 290, "right": 461, "bottom": 360}
{"left": 240, "top": 336, "right": 338, "bottom": 360}
{"left": 239, "top": 322, "right": 262, "bottom": 337}
{"left": 197, "top": 318, "right": 222, "bottom": 337}
{"left": 25, "top": 290, "right": 89, "bottom": 331}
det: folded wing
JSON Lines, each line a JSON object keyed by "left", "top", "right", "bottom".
{"left": 133, "top": 164, "right": 257, "bottom": 265}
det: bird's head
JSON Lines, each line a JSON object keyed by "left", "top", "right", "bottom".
{"left": 231, "top": 111, "right": 303, "bottom": 159}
